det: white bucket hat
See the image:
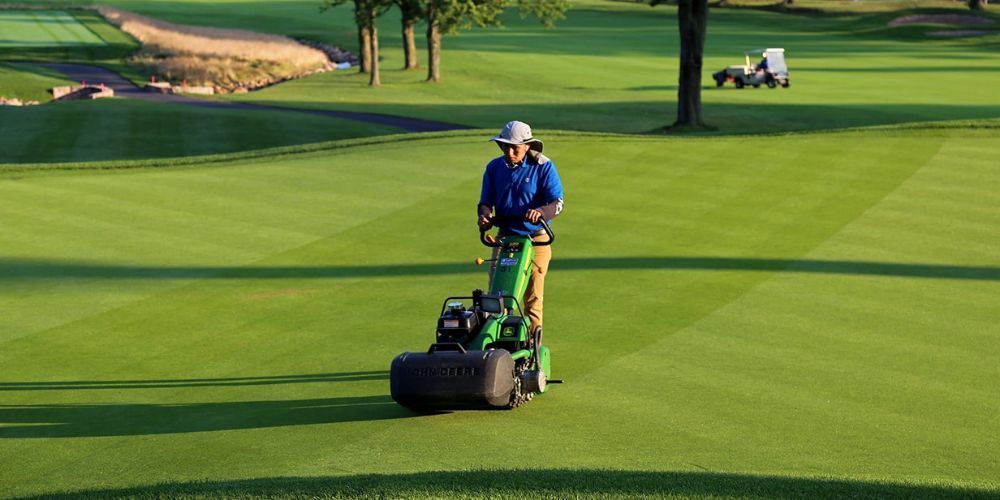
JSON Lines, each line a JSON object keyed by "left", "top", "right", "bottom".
{"left": 490, "top": 120, "right": 543, "bottom": 153}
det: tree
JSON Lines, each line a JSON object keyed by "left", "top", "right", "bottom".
{"left": 323, "top": 0, "right": 391, "bottom": 84}
{"left": 652, "top": 0, "right": 709, "bottom": 129}
{"left": 322, "top": 0, "right": 369, "bottom": 73}
{"left": 968, "top": 0, "right": 988, "bottom": 10}
{"left": 424, "top": 0, "right": 503, "bottom": 82}
{"left": 424, "top": 0, "right": 568, "bottom": 82}
{"left": 395, "top": 0, "right": 423, "bottom": 69}
{"left": 359, "top": 0, "right": 393, "bottom": 86}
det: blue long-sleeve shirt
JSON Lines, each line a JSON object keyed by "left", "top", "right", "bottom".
{"left": 479, "top": 154, "right": 564, "bottom": 236}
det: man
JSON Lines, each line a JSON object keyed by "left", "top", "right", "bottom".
{"left": 756, "top": 52, "right": 769, "bottom": 75}
{"left": 478, "top": 120, "right": 564, "bottom": 335}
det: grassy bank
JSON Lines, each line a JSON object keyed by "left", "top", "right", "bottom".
{"left": 0, "top": 63, "right": 74, "bottom": 102}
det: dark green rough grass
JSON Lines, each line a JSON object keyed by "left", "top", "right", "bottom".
{"left": 0, "top": 63, "right": 73, "bottom": 101}
{"left": 0, "top": 99, "right": 403, "bottom": 163}
{"left": 29, "top": 470, "right": 1000, "bottom": 499}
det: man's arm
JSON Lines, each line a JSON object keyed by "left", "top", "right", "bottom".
{"left": 526, "top": 162, "right": 564, "bottom": 223}
{"left": 478, "top": 165, "right": 494, "bottom": 228}
{"left": 478, "top": 203, "right": 493, "bottom": 228}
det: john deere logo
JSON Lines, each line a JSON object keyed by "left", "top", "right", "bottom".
{"left": 411, "top": 366, "right": 479, "bottom": 377}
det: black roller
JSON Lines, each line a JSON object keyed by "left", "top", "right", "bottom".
{"left": 390, "top": 346, "right": 514, "bottom": 410}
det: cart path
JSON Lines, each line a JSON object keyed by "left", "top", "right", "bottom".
{"left": 15, "top": 62, "right": 470, "bottom": 133}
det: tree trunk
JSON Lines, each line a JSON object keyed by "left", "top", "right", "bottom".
{"left": 968, "top": 0, "right": 987, "bottom": 10}
{"left": 402, "top": 20, "right": 418, "bottom": 69}
{"left": 426, "top": 4, "right": 441, "bottom": 82}
{"left": 674, "top": 0, "right": 708, "bottom": 127}
{"left": 358, "top": 25, "right": 372, "bottom": 74}
{"left": 369, "top": 21, "right": 381, "bottom": 86}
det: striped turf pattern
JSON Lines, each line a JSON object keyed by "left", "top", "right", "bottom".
{"left": 0, "top": 128, "right": 997, "bottom": 497}
{"left": 0, "top": 11, "right": 106, "bottom": 48}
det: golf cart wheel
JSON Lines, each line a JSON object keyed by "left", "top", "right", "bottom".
{"left": 767, "top": 79, "right": 777, "bottom": 89}
{"left": 782, "top": 81, "right": 790, "bottom": 88}
{"left": 734, "top": 79, "right": 744, "bottom": 89}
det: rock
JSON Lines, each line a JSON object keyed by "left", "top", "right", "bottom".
{"left": 295, "top": 38, "right": 357, "bottom": 66}
{"left": 145, "top": 82, "right": 173, "bottom": 93}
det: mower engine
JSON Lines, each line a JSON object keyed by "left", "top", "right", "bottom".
{"left": 389, "top": 220, "right": 556, "bottom": 411}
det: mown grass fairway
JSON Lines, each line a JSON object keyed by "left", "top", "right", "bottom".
{"left": 0, "top": 10, "right": 106, "bottom": 48}
{"left": 1, "top": 0, "right": 999, "bottom": 498}
{"left": 2, "top": 128, "right": 998, "bottom": 498}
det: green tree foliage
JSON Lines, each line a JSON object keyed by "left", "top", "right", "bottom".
{"left": 325, "top": 0, "right": 567, "bottom": 85}
{"left": 515, "top": 0, "right": 570, "bottom": 28}
{"left": 322, "top": 0, "right": 392, "bottom": 85}
{"left": 425, "top": 0, "right": 568, "bottom": 82}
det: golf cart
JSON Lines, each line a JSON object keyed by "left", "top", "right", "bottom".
{"left": 713, "top": 48, "right": 790, "bottom": 89}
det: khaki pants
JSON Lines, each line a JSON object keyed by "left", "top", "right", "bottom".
{"left": 490, "top": 233, "right": 552, "bottom": 332}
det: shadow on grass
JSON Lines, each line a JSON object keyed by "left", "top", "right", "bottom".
{"left": 0, "top": 393, "right": 407, "bottom": 438}
{"left": 234, "top": 99, "right": 1000, "bottom": 136}
{"left": 1, "top": 256, "right": 997, "bottom": 282}
{"left": 0, "top": 40, "right": 135, "bottom": 65}
{"left": 0, "top": 371, "right": 387, "bottom": 391}
{"left": 25, "top": 469, "right": 1000, "bottom": 499}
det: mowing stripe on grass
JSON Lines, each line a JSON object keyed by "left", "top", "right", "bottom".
{"left": 1, "top": 131, "right": 998, "bottom": 494}
{"left": 0, "top": 11, "right": 106, "bottom": 48}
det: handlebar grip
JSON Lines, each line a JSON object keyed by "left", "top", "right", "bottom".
{"left": 533, "top": 219, "right": 555, "bottom": 246}
{"left": 480, "top": 226, "right": 502, "bottom": 248}
{"left": 479, "top": 216, "right": 556, "bottom": 247}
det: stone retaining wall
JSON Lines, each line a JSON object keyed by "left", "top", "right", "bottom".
{"left": 51, "top": 85, "right": 115, "bottom": 100}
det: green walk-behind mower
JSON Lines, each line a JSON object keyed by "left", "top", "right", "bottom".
{"left": 390, "top": 218, "right": 561, "bottom": 410}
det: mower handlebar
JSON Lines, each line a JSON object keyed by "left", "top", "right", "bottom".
{"left": 479, "top": 217, "right": 554, "bottom": 248}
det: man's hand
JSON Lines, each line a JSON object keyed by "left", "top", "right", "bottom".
{"left": 478, "top": 214, "right": 493, "bottom": 229}
{"left": 525, "top": 208, "right": 543, "bottom": 224}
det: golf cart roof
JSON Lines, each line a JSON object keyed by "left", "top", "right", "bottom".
{"left": 744, "top": 48, "right": 785, "bottom": 56}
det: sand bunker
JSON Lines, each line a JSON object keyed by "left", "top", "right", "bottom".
{"left": 888, "top": 14, "right": 995, "bottom": 28}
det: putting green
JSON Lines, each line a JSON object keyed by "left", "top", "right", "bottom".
{"left": 0, "top": 11, "right": 107, "bottom": 48}
{"left": 0, "top": 128, "right": 997, "bottom": 497}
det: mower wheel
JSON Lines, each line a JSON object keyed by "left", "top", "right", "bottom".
{"left": 734, "top": 79, "right": 744, "bottom": 89}
{"left": 782, "top": 81, "right": 790, "bottom": 88}
{"left": 767, "top": 79, "right": 777, "bottom": 88}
